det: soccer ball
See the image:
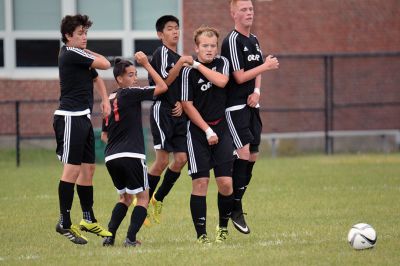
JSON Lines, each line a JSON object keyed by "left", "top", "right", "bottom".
{"left": 347, "top": 223, "right": 377, "bottom": 250}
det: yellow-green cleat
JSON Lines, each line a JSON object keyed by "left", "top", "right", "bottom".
{"left": 151, "top": 194, "right": 163, "bottom": 224}
{"left": 79, "top": 220, "right": 112, "bottom": 237}
{"left": 215, "top": 226, "right": 229, "bottom": 243}
{"left": 197, "top": 234, "right": 212, "bottom": 245}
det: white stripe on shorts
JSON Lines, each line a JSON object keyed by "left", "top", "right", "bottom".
{"left": 153, "top": 101, "right": 166, "bottom": 149}
{"left": 62, "top": 116, "right": 71, "bottom": 164}
{"left": 225, "top": 110, "right": 243, "bottom": 149}
{"left": 186, "top": 121, "right": 197, "bottom": 174}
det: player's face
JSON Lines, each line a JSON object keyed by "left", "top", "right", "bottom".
{"left": 118, "top": 66, "right": 138, "bottom": 87}
{"left": 159, "top": 21, "right": 180, "bottom": 47}
{"left": 195, "top": 35, "right": 218, "bottom": 64}
{"left": 232, "top": 0, "right": 254, "bottom": 28}
{"left": 66, "top": 25, "right": 88, "bottom": 49}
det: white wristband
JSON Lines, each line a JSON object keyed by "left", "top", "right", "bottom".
{"left": 205, "top": 127, "right": 216, "bottom": 140}
{"left": 253, "top": 87, "right": 260, "bottom": 95}
{"left": 192, "top": 61, "right": 201, "bottom": 69}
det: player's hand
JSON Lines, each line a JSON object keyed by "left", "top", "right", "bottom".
{"left": 247, "top": 92, "right": 260, "bottom": 108}
{"left": 207, "top": 134, "right": 218, "bottom": 145}
{"left": 264, "top": 55, "right": 279, "bottom": 70}
{"left": 135, "top": 51, "right": 149, "bottom": 66}
{"left": 172, "top": 101, "right": 183, "bottom": 117}
{"left": 101, "top": 99, "right": 111, "bottom": 118}
{"left": 180, "top": 55, "right": 194, "bottom": 65}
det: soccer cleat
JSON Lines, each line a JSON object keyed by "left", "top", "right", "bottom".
{"left": 143, "top": 213, "right": 152, "bottom": 227}
{"left": 79, "top": 219, "right": 113, "bottom": 237}
{"left": 123, "top": 238, "right": 142, "bottom": 247}
{"left": 197, "top": 234, "right": 212, "bottom": 245}
{"left": 231, "top": 210, "right": 250, "bottom": 234}
{"left": 131, "top": 196, "right": 137, "bottom": 207}
{"left": 151, "top": 195, "right": 163, "bottom": 224}
{"left": 56, "top": 223, "right": 88, "bottom": 245}
{"left": 102, "top": 236, "right": 115, "bottom": 246}
{"left": 215, "top": 226, "right": 229, "bottom": 243}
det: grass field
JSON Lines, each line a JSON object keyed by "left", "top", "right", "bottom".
{"left": 0, "top": 150, "right": 399, "bottom": 265}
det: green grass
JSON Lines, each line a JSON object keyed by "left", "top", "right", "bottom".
{"left": 1, "top": 150, "right": 400, "bottom": 265}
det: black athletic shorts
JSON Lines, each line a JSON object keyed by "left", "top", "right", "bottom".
{"left": 187, "top": 118, "right": 234, "bottom": 179}
{"left": 225, "top": 105, "right": 262, "bottom": 153}
{"left": 150, "top": 101, "right": 187, "bottom": 153}
{"left": 53, "top": 114, "right": 95, "bottom": 165}
{"left": 105, "top": 157, "right": 149, "bottom": 195}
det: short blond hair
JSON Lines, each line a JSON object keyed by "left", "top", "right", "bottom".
{"left": 193, "top": 26, "right": 220, "bottom": 45}
{"left": 230, "top": 0, "right": 252, "bottom": 11}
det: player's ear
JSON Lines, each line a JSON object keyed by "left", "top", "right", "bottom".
{"left": 194, "top": 45, "right": 200, "bottom": 54}
{"left": 65, "top": 33, "right": 73, "bottom": 42}
{"left": 116, "top": 75, "right": 123, "bottom": 84}
{"left": 157, "top": 31, "right": 163, "bottom": 40}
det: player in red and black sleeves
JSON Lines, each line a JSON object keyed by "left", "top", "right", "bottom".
{"left": 181, "top": 26, "right": 234, "bottom": 244}
{"left": 101, "top": 52, "right": 167, "bottom": 247}
{"left": 54, "top": 14, "right": 112, "bottom": 244}
{"left": 221, "top": 0, "right": 279, "bottom": 234}
{"left": 147, "top": 15, "right": 194, "bottom": 224}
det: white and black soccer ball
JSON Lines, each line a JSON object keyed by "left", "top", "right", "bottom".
{"left": 347, "top": 223, "right": 377, "bottom": 250}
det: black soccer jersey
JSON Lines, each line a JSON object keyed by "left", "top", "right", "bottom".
{"left": 221, "top": 30, "right": 264, "bottom": 108}
{"left": 181, "top": 56, "right": 229, "bottom": 122}
{"left": 149, "top": 45, "right": 182, "bottom": 109}
{"left": 102, "top": 87, "right": 155, "bottom": 161}
{"left": 57, "top": 45, "right": 98, "bottom": 113}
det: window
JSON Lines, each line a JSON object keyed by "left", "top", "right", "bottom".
{"left": 0, "top": 40, "right": 3, "bottom": 67}
{"left": 0, "top": 0, "right": 4, "bottom": 30}
{"left": 87, "top": 40, "right": 122, "bottom": 61}
{"left": 77, "top": 0, "right": 124, "bottom": 30}
{"left": 131, "top": 0, "right": 179, "bottom": 30}
{"left": 13, "top": 0, "right": 61, "bottom": 30}
{"left": 134, "top": 39, "right": 162, "bottom": 57}
{"left": 16, "top": 40, "right": 59, "bottom": 67}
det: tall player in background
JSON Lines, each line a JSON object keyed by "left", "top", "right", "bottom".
{"left": 54, "top": 14, "right": 112, "bottom": 244}
{"left": 147, "top": 15, "right": 194, "bottom": 224}
{"left": 221, "top": 0, "right": 279, "bottom": 234}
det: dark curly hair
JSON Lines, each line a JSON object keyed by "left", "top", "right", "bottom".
{"left": 60, "top": 14, "right": 92, "bottom": 44}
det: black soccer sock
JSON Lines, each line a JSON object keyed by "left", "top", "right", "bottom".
{"left": 77, "top": 185, "right": 97, "bottom": 223}
{"left": 232, "top": 159, "right": 249, "bottom": 211}
{"left": 127, "top": 205, "right": 147, "bottom": 242}
{"left": 246, "top": 161, "right": 256, "bottom": 186}
{"left": 218, "top": 193, "right": 234, "bottom": 228}
{"left": 108, "top": 202, "right": 128, "bottom": 237}
{"left": 154, "top": 168, "right": 180, "bottom": 202}
{"left": 190, "top": 194, "right": 207, "bottom": 238}
{"left": 58, "top": 180, "right": 75, "bottom": 228}
{"left": 148, "top": 174, "right": 161, "bottom": 201}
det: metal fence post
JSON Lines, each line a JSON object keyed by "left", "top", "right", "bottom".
{"left": 15, "top": 101, "right": 20, "bottom": 167}
{"left": 324, "top": 56, "right": 334, "bottom": 154}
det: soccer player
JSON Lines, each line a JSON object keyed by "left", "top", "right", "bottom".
{"left": 147, "top": 15, "right": 194, "bottom": 223}
{"left": 221, "top": 0, "right": 279, "bottom": 234}
{"left": 181, "top": 26, "right": 233, "bottom": 244}
{"left": 54, "top": 14, "right": 112, "bottom": 244}
{"left": 101, "top": 53, "right": 168, "bottom": 247}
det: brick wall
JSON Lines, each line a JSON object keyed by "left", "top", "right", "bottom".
{"left": 1, "top": 0, "right": 399, "bottom": 137}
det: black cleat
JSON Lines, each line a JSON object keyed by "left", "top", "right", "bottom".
{"left": 102, "top": 236, "right": 115, "bottom": 246}
{"left": 231, "top": 210, "right": 250, "bottom": 234}
{"left": 56, "top": 223, "right": 88, "bottom": 245}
